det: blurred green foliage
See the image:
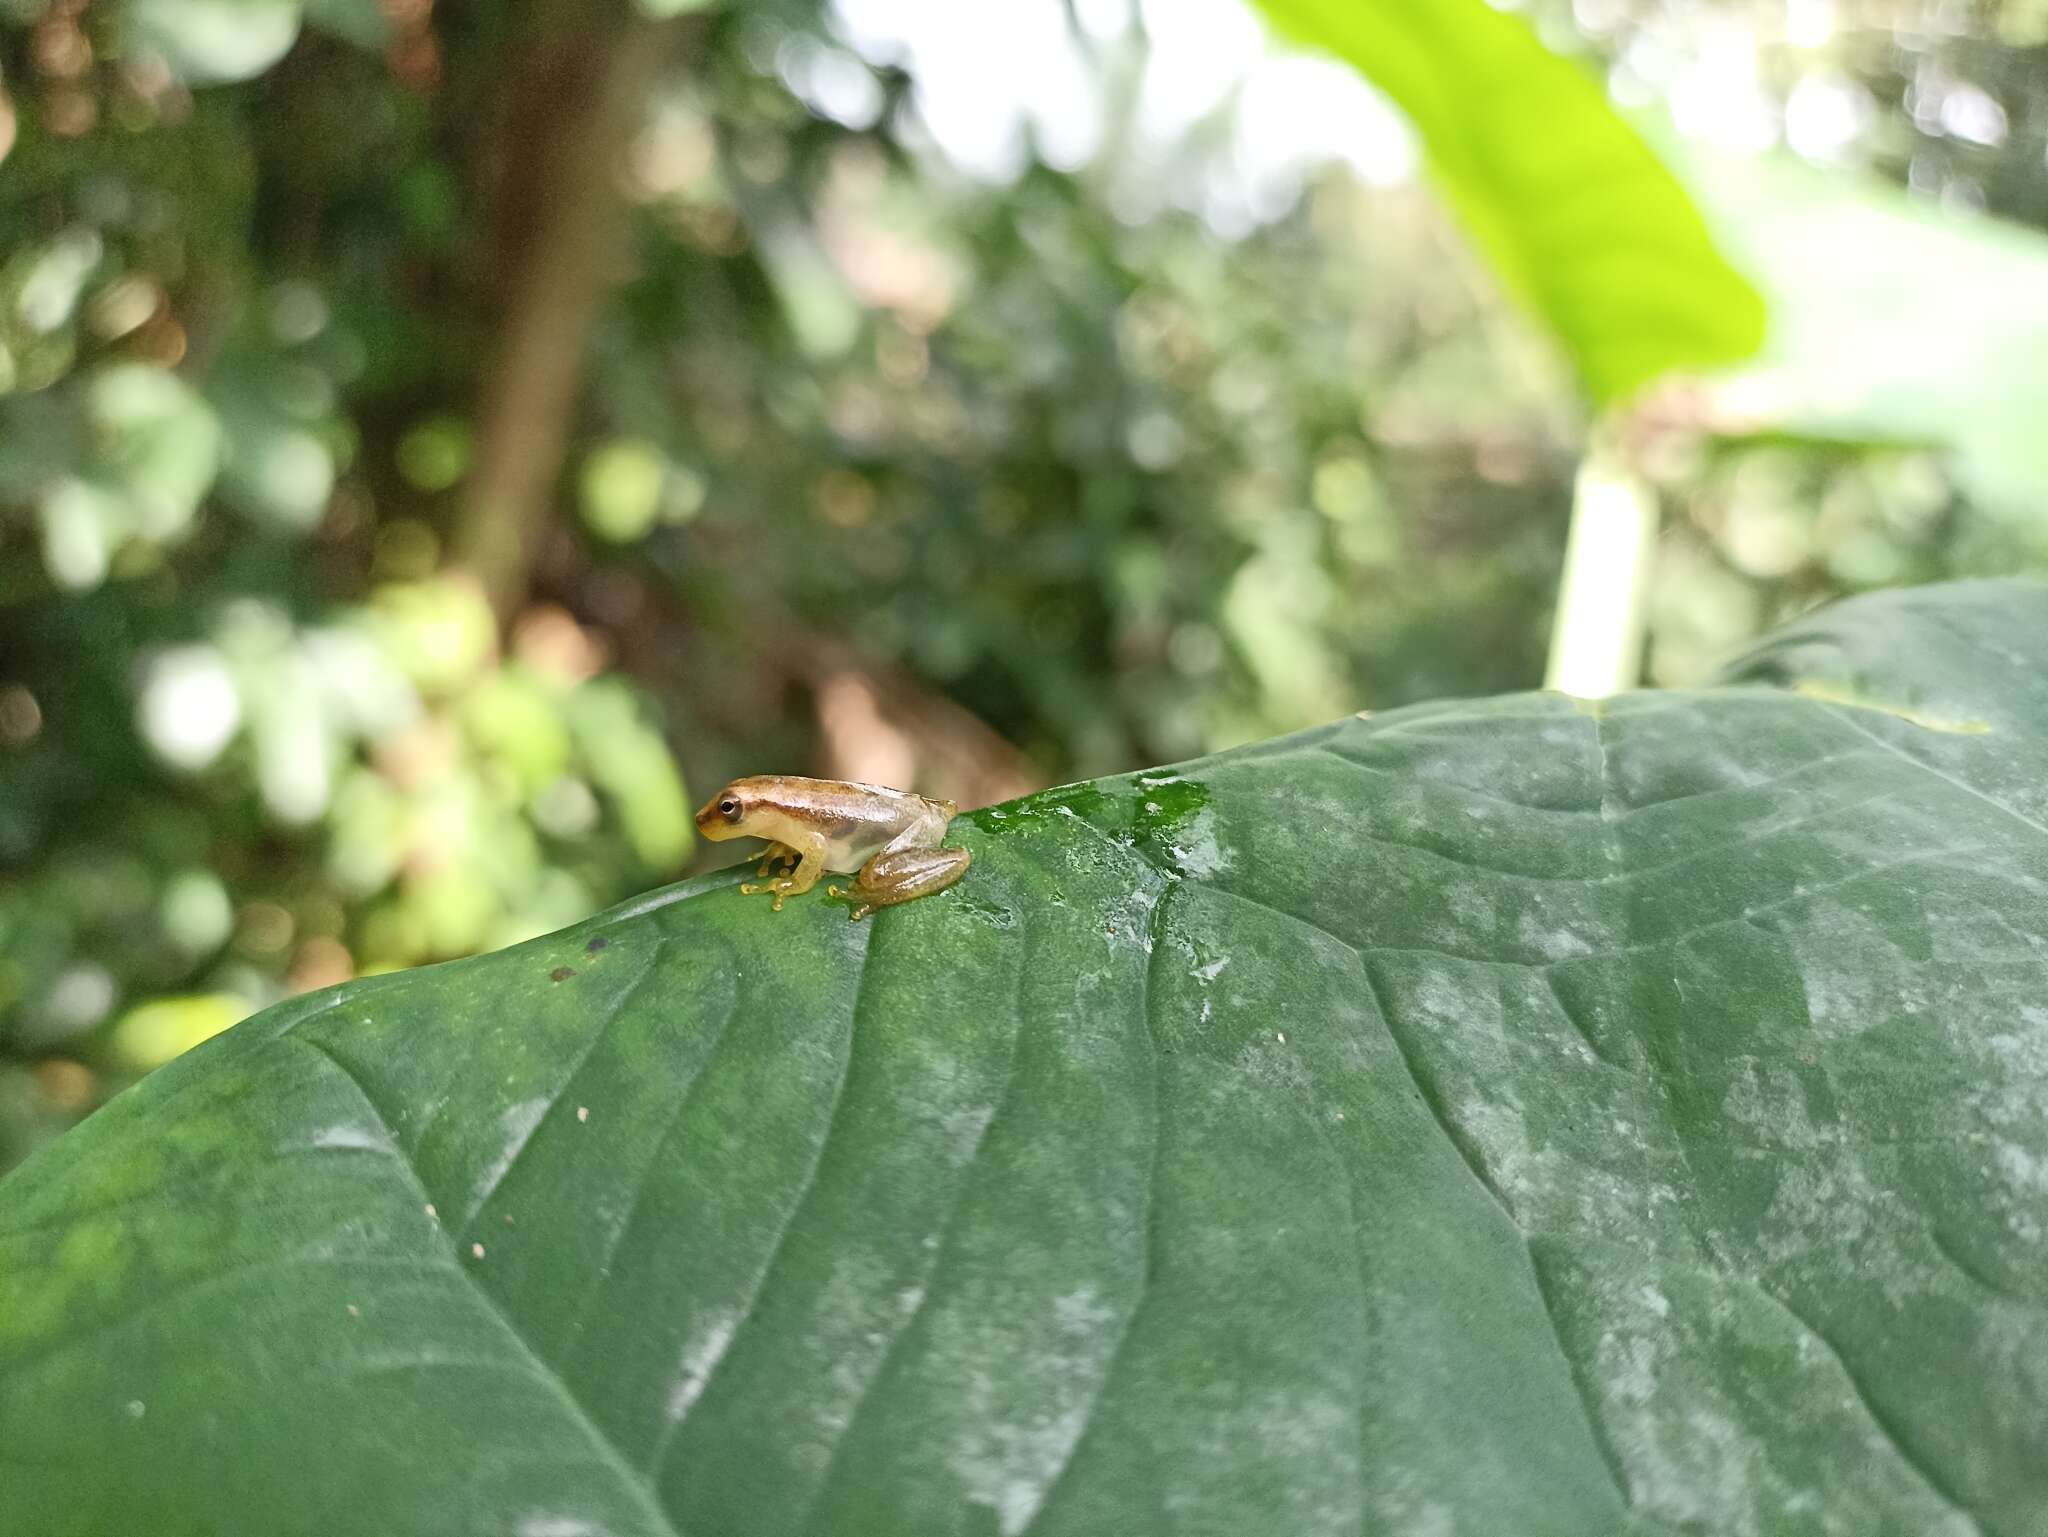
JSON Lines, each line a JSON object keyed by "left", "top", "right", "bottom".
{"left": 1535, "top": 0, "right": 2048, "bottom": 677}
{"left": 2, "top": 0, "right": 2046, "bottom": 1168}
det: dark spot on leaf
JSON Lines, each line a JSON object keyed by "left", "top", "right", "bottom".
{"left": 585, "top": 936, "right": 608, "bottom": 953}
{"left": 550, "top": 966, "right": 575, "bottom": 982}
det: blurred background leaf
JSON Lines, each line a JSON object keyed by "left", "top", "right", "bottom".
{"left": 1684, "top": 142, "right": 2048, "bottom": 517}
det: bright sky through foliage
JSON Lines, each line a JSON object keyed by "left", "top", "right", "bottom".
{"left": 828, "top": 0, "right": 1419, "bottom": 230}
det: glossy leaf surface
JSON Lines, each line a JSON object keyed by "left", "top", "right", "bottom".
{"left": 5, "top": 581, "right": 2048, "bottom": 1536}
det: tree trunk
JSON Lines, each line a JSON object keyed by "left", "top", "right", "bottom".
{"left": 448, "top": 0, "right": 692, "bottom": 622}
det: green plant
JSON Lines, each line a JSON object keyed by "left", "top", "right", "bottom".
{"left": 5, "top": 579, "right": 2044, "bottom": 1534}
{"left": 1254, "top": 0, "right": 1766, "bottom": 406}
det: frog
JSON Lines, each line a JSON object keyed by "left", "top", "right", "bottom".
{"left": 694, "top": 775, "right": 972, "bottom": 920}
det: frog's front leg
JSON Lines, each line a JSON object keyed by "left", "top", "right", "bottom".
{"left": 827, "top": 845, "right": 971, "bottom": 921}
{"left": 740, "top": 836, "right": 827, "bottom": 911}
{"left": 753, "top": 842, "right": 799, "bottom": 879}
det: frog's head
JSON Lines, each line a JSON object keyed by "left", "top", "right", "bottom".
{"left": 694, "top": 780, "right": 756, "bottom": 842}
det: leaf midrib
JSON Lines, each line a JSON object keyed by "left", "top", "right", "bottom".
{"left": 287, "top": 1031, "right": 686, "bottom": 1537}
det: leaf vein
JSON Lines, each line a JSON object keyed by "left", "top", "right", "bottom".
{"left": 555, "top": 946, "right": 745, "bottom": 1369}
{"left": 1358, "top": 959, "right": 1630, "bottom": 1511}
{"left": 1750, "top": 1283, "right": 1992, "bottom": 1536}
{"left": 643, "top": 916, "right": 877, "bottom": 1484}
{"left": 796, "top": 925, "right": 1035, "bottom": 1533}
{"left": 460, "top": 946, "right": 668, "bottom": 1231}
{"left": 1020, "top": 863, "right": 1173, "bottom": 1537}
{"left": 284, "top": 1032, "right": 684, "bottom": 1537}
{"left": 1820, "top": 704, "right": 2048, "bottom": 843}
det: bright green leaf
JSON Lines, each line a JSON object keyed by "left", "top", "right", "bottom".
{"left": 5, "top": 581, "right": 2047, "bottom": 1533}
{"left": 210, "top": 350, "right": 341, "bottom": 533}
{"left": 579, "top": 438, "right": 669, "bottom": 544}
{"left": 217, "top": 415, "right": 335, "bottom": 531}
{"left": 394, "top": 415, "right": 472, "bottom": 494}
{"left": 108, "top": 992, "right": 249, "bottom": 1070}
{"left": 1253, "top": 0, "right": 1766, "bottom": 405}
{"left": 32, "top": 366, "right": 223, "bottom": 587}
{"left": 566, "top": 680, "right": 692, "bottom": 870}
{"left": 369, "top": 576, "right": 497, "bottom": 697}
{"left": 84, "top": 365, "right": 224, "bottom": 537}
{"left": 464, "top": 670, "right": 575, "bottom": 795}
{"left": 158, "top": 870, "right": 234, "bottom": 958}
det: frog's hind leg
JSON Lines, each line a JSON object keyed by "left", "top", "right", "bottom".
{"left": 827, "top": 845, "right": 971, "bottom": 921}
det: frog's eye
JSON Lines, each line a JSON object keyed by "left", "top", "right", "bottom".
{"left": 717, "top": 797, "right": 741, "bottom": 820}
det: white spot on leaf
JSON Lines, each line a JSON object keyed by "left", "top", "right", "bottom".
{"left": 470, "top": 1096, "right": 550, "bottom": 1213}
{"left": 310, "top": 1124, "right": 383, "bottom": 1152}
{"left": 665, "top": 1311, "right": 740, "bottom": 1423}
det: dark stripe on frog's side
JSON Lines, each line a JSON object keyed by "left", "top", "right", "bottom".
{"left": 744, "top": 777, "right": 923, "bottom": 844}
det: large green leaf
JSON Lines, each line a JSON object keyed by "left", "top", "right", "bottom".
{"left": 1675, "top": 144, "right": 2048, "bottom": 520}
{"left": 6, "top": 580, "right": 2048, "bottom": 1535}
{"left": 1251, "top": 0, "right": 1766, "bottom": 406}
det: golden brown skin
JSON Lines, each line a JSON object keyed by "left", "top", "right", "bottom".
{"left": 694, "top": 775, "right": 971, "bottom": 920}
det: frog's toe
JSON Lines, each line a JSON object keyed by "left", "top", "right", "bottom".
{"left": 740, "top": 873, "right": 806, "bottom": 912}
{"left": 824, "top": 883, "right": 876, "bottom": 921}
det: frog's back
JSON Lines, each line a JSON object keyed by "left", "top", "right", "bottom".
{"left": 740, "top": 775, "right": 944, "bottom": 848}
